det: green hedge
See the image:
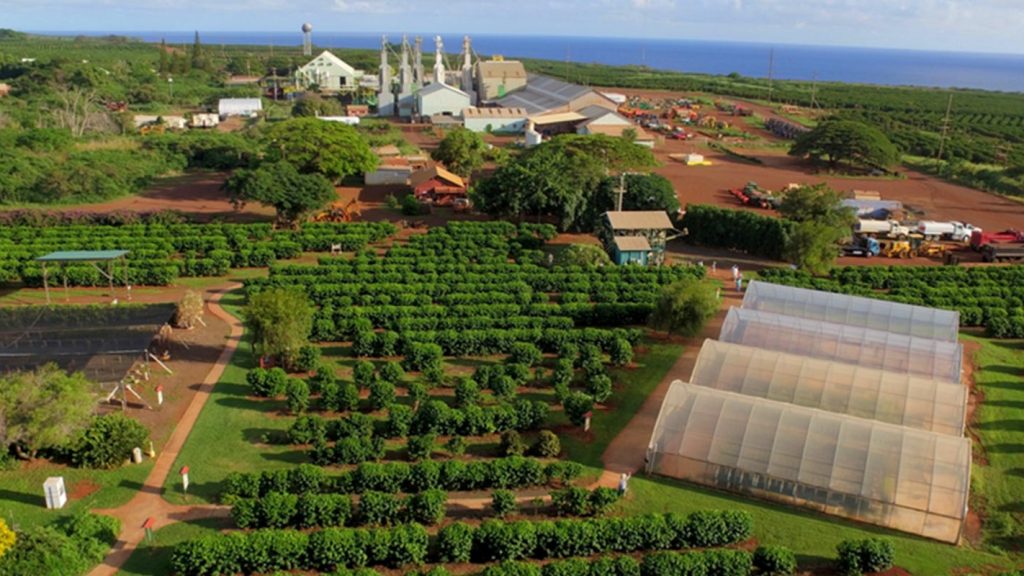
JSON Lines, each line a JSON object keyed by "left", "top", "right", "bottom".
{"left": 679, "top": 204, "right": 792, "bottom": 260}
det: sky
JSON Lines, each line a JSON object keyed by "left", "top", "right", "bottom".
{"left": 6, "top": 0, "right": 1024, "bottom": 54}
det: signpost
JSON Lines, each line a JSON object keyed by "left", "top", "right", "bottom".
{"left": 180, "top": 466, "right": 190, "bottom": 493}
{"left": 142, "top": 517, "right": 155, "bottom": 543}
{"left": 156, "top": 385, "right": 164, "bottom": 406}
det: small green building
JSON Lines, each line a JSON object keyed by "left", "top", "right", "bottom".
{"left": 601, "top": 211, "right": 675, "bottom": 266}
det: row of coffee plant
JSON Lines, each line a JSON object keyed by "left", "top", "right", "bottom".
{"left": 759, "top": 266, "right": 1024, "bottom": 336}
{"left": 221, "top": 458, "right": 583, "bottom": 501}
{"left": 170, "top": 510, "right": 753, "bottom": 575}
{"left": 0, "top": 222, "right": 395, "bottom": 285}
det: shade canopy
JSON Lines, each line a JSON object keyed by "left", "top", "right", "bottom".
{"left": 648, "top": 382, "right": 971, "bottom": 544}
{"left": 743, "top": 281, "right": 960, "bottom": 342}
{"left": 689, "top": 339, "right": 967, "bottom": 436}
{"left": 719, "top": 308, "right": 963, "bottom": 383}
{"left": 36, "top": 250, "right": 129, "bottom": 262}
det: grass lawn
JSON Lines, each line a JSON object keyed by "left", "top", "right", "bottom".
{"left": 118, "top": 516, "right": 228, "bottom": 576}
{"left": 0, "top": 460, "right": 151, "bottom": 531}
{"left": 616, "top": 475, "right": 1007, "bottom": 575}
{"left": 560, "top": 339, "right": 682, "bottom": 467}
{"left": 964, "top": 335, "right": 1024, "bottom": 553}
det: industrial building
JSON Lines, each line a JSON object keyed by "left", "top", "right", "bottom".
{"left": 462, "top": 107, "right": 529, "bottom": 133}
{"left": 494, "top": 74, "right": 617, "bottom": 116}
{"left": 295, "top": 51, "right": 366, "bottom": 91}
{"left": 416, "top": 82, "right": 472, "bottom": 118}
{"left": 475, "top": 59, "right": 528, "bottom": 100}
{"left": 647, "top": 284, "right": 971, "bottom": 543}
{"left": 601, "top": 211, "right": 675, "bottom": 266}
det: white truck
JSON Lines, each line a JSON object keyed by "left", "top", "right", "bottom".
{"left": 917, "top": 221, "right": 981, "bottom": 243}
{"left": 855, "top": 219, "right": 913, "bottom": 239}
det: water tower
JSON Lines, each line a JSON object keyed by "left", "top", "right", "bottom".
{"left": 302, "top": 23, "right": 313, "bottom": 57}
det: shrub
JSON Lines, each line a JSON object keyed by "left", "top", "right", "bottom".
{"left": 259, "top": 492, "right": 299, "bottom": 528}
{"left": 445, "top": 435, "right": 467, "bottom": 456}
{"left": 500, "top": 430, "right": 528, "bottom": 457}
{"left": 69, "top": 414, "right": 149, "bottom": 469}
{"left": 588, "top": 487, "right": 620, "bottom": 516}
{"left": 437, "top": 522, "right": 474, "bottom": 563}
{"left": 491, "top": 375, "right": 517, "bottom": 400}
{"left": 836, "top": 538, "right": 894, "bottom": 576}
{"left": 753, "top": 545, "right": 797, "bottom": 576}
{"left": 551, "top": 487, "right": 591, "bottom": 516}
{"left": 337, "top": 382, "right": 361, "bottom": 412}
{"left": 508, "top": 342, "right": 542, "bottom": 367}
{"left": 407, "top": 381, "right": 429, "bottom": 407}
{"left": 247, "top": 367, "right": 288, "bottom": 397}
{"left": 472, "top": 519, "right": 537, "bottom": 562}
{"left": 455, "top": 378, "right": 482, "bottom": 407}
{"left": 532, "top": 430, "right": 561, "bottom": 457}
{"left": 491, "top": 490, "right": 517, "bottom": 518}
{"left": 562, "top": 392, "right": 594, "bottom": 427}
{"left": 353, "top": 360, "right": 376, "bottom": 388}
{"left": 405, "top": 489, "right": 447, "bottom": 525}
{"left": 682, "top": 509, "right": 753, "bottom": 547}
{"left": 609, "top": 337, "right": 633, "bottom": 366}
{"left": 286, "top": 378, "right": 311, "bottom": 414}
{"left": 308, "top": 364, "right": 336, "bottom": 396}
{"left": 587, "top": 375, "right": 613, "bottom": 404}
{"left": 407, "top": 434, "right": 436, "bottom": 461}
{"left": 386, "top": 405, "right": 414, "bottom": 438}
{"left": 295, "top": 345, "right": 322, "bottom": 372}
{"left": 368, "top": 380, "right": 396, "bottom": 411}
{"left": 359, "top": 491, "right": 402, "bottom": 526}
{"left": 378, "top": 361, "right": 405, "bottom": 383}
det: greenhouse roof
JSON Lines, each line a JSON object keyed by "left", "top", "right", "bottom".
{"left": 36, "top": 250, "right": 129, "bottom": 262}
{"left": 689, "top": 339, "right": 967, "bottom": 436}
{"left": 648, "top": 382, "right": 971, "bottom": 543}
{"left": 743, "top": 281, "right": 960, "bottom": 342}
{"left": 719, "top": 308, "right": 962, "bottom": 383}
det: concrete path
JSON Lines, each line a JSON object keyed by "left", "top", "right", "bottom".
{"left": 88, "top": 285, "right": 241, "bottom": 576}
{"left": 601, "top": 271, "right": 742, "bottom": 475}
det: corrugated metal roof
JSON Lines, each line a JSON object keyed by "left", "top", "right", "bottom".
{"left": 605, "top": 211, "right": 674, "bottom": 230}
{"left": 494, "top": 74, "right": 603, "bottom": 115}
{"left": 477, "top": 60, "right": 527, "bottom": 79}
{"left": 463, "top": 107, "right": 528, "bottom": 118}
{"left": 410, "top": 166, "right": 465, "bottom": 189}
{"left": 418, "top": 82, "right": 470, "bottom": 98}
{"left": 36, "top": 250, "right": 129, "bottom": 262}
{"left": 530, "top": 111, "right": 586, "bottom": 125}
{"left": 613, "top": 236, "right": 651, "bottom": 252}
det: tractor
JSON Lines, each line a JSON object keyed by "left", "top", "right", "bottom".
{"left": 311, "top": 199, "right": 361, "bottom": 223}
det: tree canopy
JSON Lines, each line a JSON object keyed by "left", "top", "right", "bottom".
{"left": 431, "top": 128, "right": 487, "bottom": 179}
{"left": 225, "top": 161, "right": 336, "bottom": 226}
{"left": 474, "top": 134, "right": 656, "bottom": 231}
{"left": 783, "top": 220, "right": 846, "bottom": 275}
{"left": 554, "top": 244, "right": 612, "bottom": 267}
{"left": 263, "top": 117, "right": 378, "bottom": 182}
{"left": 777, "top": 183, "right": 856, "bottom": 229}
{"left": 244, "top": 287, "right": 314, "bottom": 367}
{"left": 291, "top": 93, "right": 343, "bottom": 118}
{"left": 649, "top": 276, "right": 720, "bottom": 337}
{"left": 789, "top": 120, "right": 899, "bottom": 171}
{"left": 0, "top": 364, "right": 94, "bottom": 459}
{"left": 594, "top": 173, "right": 679, "bottom": 219}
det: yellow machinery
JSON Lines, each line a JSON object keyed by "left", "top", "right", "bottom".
{"left": 877, "top": 239, "right": 914, "bottom": 258}
{"left": 312, "top": 199, "right": 361, "bottom": 223}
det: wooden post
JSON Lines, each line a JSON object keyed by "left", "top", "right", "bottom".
{"left": 42, "top": 262, "right": 50, "bottom": 304}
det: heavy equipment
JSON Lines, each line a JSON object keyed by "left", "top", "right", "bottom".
{"left": 842, "top": 236, "right": 880, "bottom": 257}
{"left": 312, "top": 199, "right": 361, "bottom": 223}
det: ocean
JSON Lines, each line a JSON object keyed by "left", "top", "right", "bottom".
{"left": 46, "top": 31, "right": 1024, "bottom": 93}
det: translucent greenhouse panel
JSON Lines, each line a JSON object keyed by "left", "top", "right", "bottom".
{"left": 719, "top": 308, "right": 963, "bottom": 383}
{"left": 744, "top": 281, "right": 960, "bottom": 342}
{"left": 689, "top": 340, "right": 967, "bottom": 436}
{"left": 647, "top": 382, "right": 970, "bottom": 543}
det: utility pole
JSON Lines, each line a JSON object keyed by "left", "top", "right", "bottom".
{"left": 937, "top": 93, "right": 954, "bottom": 161}
{"left": 810, "top": 72, "right": 819, "bottom": 110}
{"left": 767, "top": 47, "right": 775, "bottom": 104}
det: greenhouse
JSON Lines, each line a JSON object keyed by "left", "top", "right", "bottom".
{"left": 689, "top": 339, "right": 967, "bottom": 436}
{"left": 646, "top": 382, "right": 971, "bottom": 543}
{"left": 719, "top": 308, "right": 963, "bottom": 383}
{"left": 743, "top": 281, "right": 960, "bottom": 342}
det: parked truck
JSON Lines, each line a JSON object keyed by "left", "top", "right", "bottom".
{"left": 969, "top": 229, "right": 1024, "bottom": 251}
{"left": 917, "top": 221, "right": 981, "bottom": 243}
{"left": 981, "top": 243, "right": 1024, "bottom": 262}
{"left": 854, "top": 219, "right": 913, "bottom": 239}
{"left": 842, "top": 236, "right": 880, "bottom": 257}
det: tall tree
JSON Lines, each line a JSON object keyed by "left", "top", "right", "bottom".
{"left": 789, "top": 119, "right": 899, "bottom": 171}
{"left": 263, "top": 117, "right": 378, "bottom": 182}
{"left": 0, "top": 365, "right": 95, "bottom": 459}
{"left": 777, "top": 183, "right": 856, "bottom": 229}
{"left": 431, "top": 128, "right": 487, "bottom": 179}
{"left": 191, "top": 31, "right": 204, "bottom": 71}
{"left": 158, "top": 38, "right": 169, "bottom": 74}
{"left": 784, "top": 220, "right": 845, "bottom": 275}
{"left": 649, "top": 276, "right": 720, "bottom": 337}
{"left": 225, "top": 161, "right": 336, "bottom": 226}
{"left": 474, "top": 134, "right": 656, "bottom": 231}
{"left": 244, "top": 288, "right": 314, "bottom": 366}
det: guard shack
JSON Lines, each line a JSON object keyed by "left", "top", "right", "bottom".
{"left": 601, "top": 211, "right": 675, "bottom": 266}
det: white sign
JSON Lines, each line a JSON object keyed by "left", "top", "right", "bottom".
{"left": 182, "top": 473, "right": 189, "bottom": 492}
{"left": 43, "top": 476, "right": 67, "bottom": 509}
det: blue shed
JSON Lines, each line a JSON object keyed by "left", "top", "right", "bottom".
{"left": 611, "top": 236, "right": 651, "bottom": 265}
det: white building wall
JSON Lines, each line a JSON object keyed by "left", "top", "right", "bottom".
{"left": 463, "top": 116, "right": 527, "bottom": 133}
{"left": 418, "top": 88, "right": 471, "bottom": 117}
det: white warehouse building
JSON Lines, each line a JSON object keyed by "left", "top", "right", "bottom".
{"left": 295, "top": 51, "right": 365, "bottom": 91}
{"left": 462, "top": 107, "right": 528, "bottom": 133}
{"left": 417, "top": 82, "right": 471, "bottom": 118}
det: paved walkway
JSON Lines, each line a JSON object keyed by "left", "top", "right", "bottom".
{"left": 602, "top": 272, "right": 743, "bottom": 475}
{"left": 88, "top": 285, "right": 241, "bottom": 576}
